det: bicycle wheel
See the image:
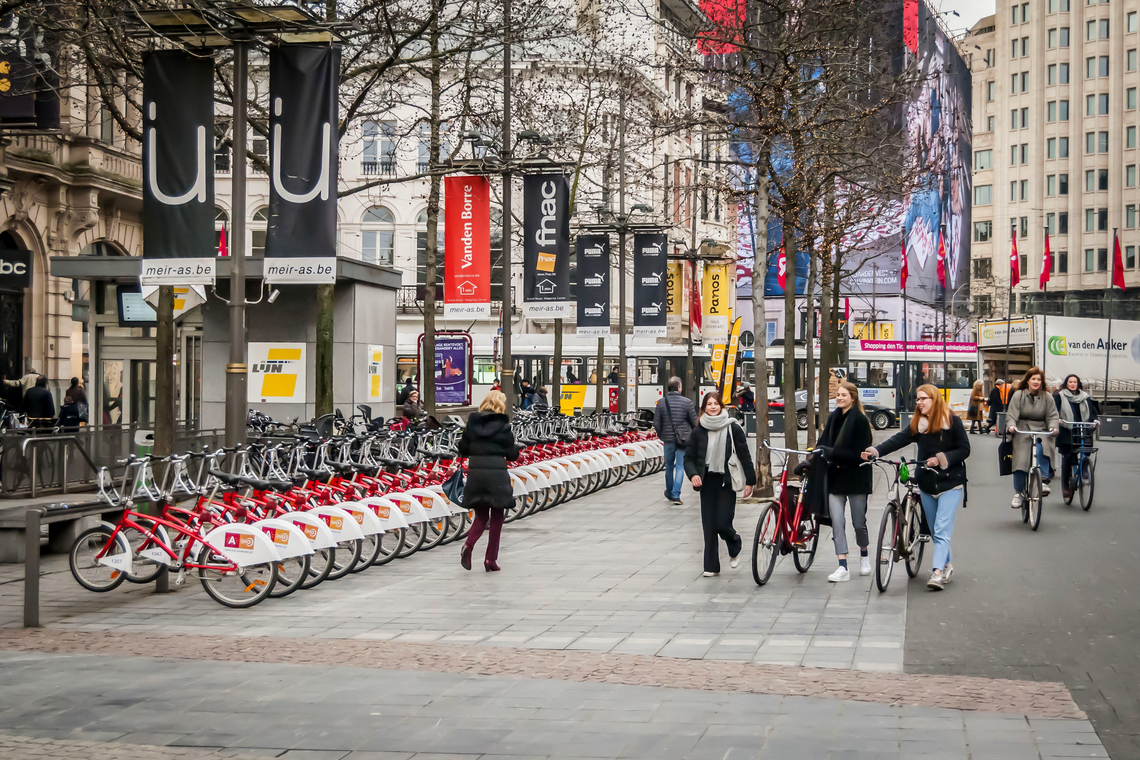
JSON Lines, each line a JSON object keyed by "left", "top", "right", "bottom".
{"left": 1028, "top": 469, "right": 1043, "bottom": 531}
{"left": 352, "top": 534, "right": 383, "bottom": 572}
{"left": 874, "top": 502, "right": 899, "bottom": 593}
{"left": 1079, "top": 456, "right": 1095, "bottom": 511}
{"left": 372, "top": 528, "right": 405, "bottom": 566}
{"left": 397, "top": 522, "right": 426, "bottom": 557}
{"left": 421, "top": 517, "right": 449, "bottom": 551}
{"left": 443, "top": 512, "right": 466, "bottom": 543}
{"left": 504, "top": 494, "right": 529, "bottom": 523}
{"left": 1063, "top": 462, "right": 1076, "bottom": 506}
{"left": 270, "top": 554, "right": 310, "bottom": 598}
{"left": 751, "top": 503, "right": 779, "bottom": 586}
{"left": 300, "top": 547, "right": 334, "bottom": 589}
{"left": 122, "top": 519, "right": 171, "bottom": 585}
{"left": 327, "top": 538, "right": 362, "bottom": 579}
{"left": 903, "top": 496, "right": 925, "bottom": 578}
{"left": 196, "top": 543, "right": 277, "bottom": 608}
{"left": 69, "top": 526, "right": 130, "bottom": 592}
{"left": 792, "top": 515, "right": 820, "bottom": 573}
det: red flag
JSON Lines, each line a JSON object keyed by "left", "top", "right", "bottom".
{"left": 844, "top": 298, "right": 850, "bottom": 321}
{"left": 1009, "top": 229, "right": 1020, "bottom": 288}
{"left": 776, "top": 244, "right": 787, "bottom": 291}
{"left": 936, "top": 228, "right": 947, "bottom": 288}
{"left": 1040, "top": 232, "right": 1051, "bottom": 289}
{"left": 900, "top": 234, "right": 908, "bottom": 291}
{"left": 1112, "top": 231, "right": 1127, "bottom": 291}
{"left": 218, "top": 223, "right": 228, "bottom": 257}
{"left": 690, "top": 266, "right": 703, "bottom": 333}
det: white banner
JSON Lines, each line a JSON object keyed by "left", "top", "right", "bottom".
{"left": 264, "top": 257, "right": 335, "bottom": 284}
{"left": 248, "top": 343, "right": 307, "bottom": 403}
{"left": 1040, "top": 316, "right": 1140, "bottom": 387}
{"left": 978, "top": 318, "right": 1034, "bottom": 348}
{"left": 140, "top": 258, "right": 216, "bottom": 286}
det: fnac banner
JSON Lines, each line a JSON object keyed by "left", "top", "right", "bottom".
{"left": 576, "top": 234, "right": 610, "bottom": 336}
{"left": 249, "top": 343, "right": 307, "bottom": 403}
{"left": 522, "top": 174, "right": 573, "bottom": 318}
{"left": 265, "top": 45, "right": 339, "bottom": 285}
{"left": 444, "top": 176, "right": 491, "bottom": 317}
{"left": 633, "top": 233, "right": 668, "bottom": 337}
{"left": 141, "top": 51, "right": 216, "bottom": 286}
{"left": 702, "top": 262, "right": 731, "bottom": 344}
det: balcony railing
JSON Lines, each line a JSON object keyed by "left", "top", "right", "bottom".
{"left": 362, "top": 159, "right": 397, "bottom": 176}
{"left": 396, "top": 285, "right": 508, "bottom": 315}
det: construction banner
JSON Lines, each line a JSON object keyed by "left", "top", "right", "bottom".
{"left": 522, "top": 174, "right": 573, "bottom": 318}
{"left": 576, "top": 234, "right": 610, "bottom": 335}
{"left": 444, "top": 176, "right": 491, "bottom": 317}
{"left": 633, "top": 232, "right": 667, "bottom": 337}
{"left": 721, "top": 317, "right": 743, "bottom": 404}
{"left": 702, "top": 262, "right": 731, "bottom": 344}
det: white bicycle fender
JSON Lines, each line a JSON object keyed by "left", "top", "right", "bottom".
{"left": 94, "top": 527, "right": 133, "bottom": 575}
{"left": 334, "top": 501, "right": 386, "bottom": 536}
{"left": 517, "top": 465, "right": 549, "bottom": 491}
{"left": 509, "top": 471, "right": 528, "bottom": 496}
{"left": 383, "top": 492, "right": 431, "bottom": 524}
{"left": 408, "top": 488, "right": 453, "bottom": 519}
{"left": 202, "top": 524, "right": 283, "bottom": 567}
{"left": 279, "top": 511, "right": 338, "bottom": 550}
{"left": 533, "top": 461, "right": 564, "bottom": 486}
{"left": 252, "top": 518, "right": 314, "bottom": 559}
{"left": 360, "top": 496, "right": 411, "bottom": 530}
{"left": 308, "top": 505, "right": 367, "bottom": 541}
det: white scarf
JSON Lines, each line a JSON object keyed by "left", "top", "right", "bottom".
{"left": 1057, "top": 388, "right": 1091, "bottom": 423}
{"left": 700, "top": 410, "right": 734, "bottom": 474}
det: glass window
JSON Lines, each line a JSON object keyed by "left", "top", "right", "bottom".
{"left": 944, "top": 363, "right": 974, "bottom": 390}
{"left": 1100, "top": 131, "right": 1109, "bottom": 152}
{"left": 988, "top": 115, "right": 996, "bottom": 131}
{"left": 974, "top": 259, "right": 993, "bottom": 278}
{"left": 849, "top": 362, "right": 894, "bottom": 388}
{"left": 1047, "top": 212, "right": 1057, "bottom": 233}
{"left": 636, "top": 358, "right": 659, "bottom": 385}
{"left": 1011, "top": 108, "right": 1019, "bottom": 129}
{"left": 1099, "top": 168, "right": 1109, "bottom": 190}
{"left": 1049, "top": 0, "right": 1057, "bottom": 11}
{"left": 1012, "top": 4, "right": 1019, "bottom": 23}
{"left": 1086, "top": 169, "right": 1096, "bottom": 192}
{"left": 1087, "top": 93, "right": 1096, "bottom": 115}
{"left": 1130, "top": 126, "right": 1138, "bottom": 148}
{"left": 1011, "top": 181, "right": 1019, "bottom": 201}
{"left": 1021, "top": 143, "right": 1028, "bottom": 163}
{"left": 974, "top": 220, "right": 993, "bottom": 242}
{"left": 1100, "top": 93, "right": 1110, "bottom": 113}
{"left": 1060, "top": 99, "right": 1069, "bottom": 120}
{"left": 1131, "top": 49, "right": 1138, "bottom": 71}
{"left": 1049, "top": 29, "right": 1058, "bottom": 48}
{"left": 1060, "top": 136, "right": 1069, "bottom": 157}
{"left": 1048, "top": 101, "right": 1057, "bottom": 121}
{"left": 1099, "top": 208, "right": 1109, "bottom": 231}
{"left": 1060, "top": 173, "right": 1069, "bottom": 193}
{"left": 1060, "top": 63, "right": 1070, "bottom": 83}
{"left": 987, "top": 81, "right": 995, "bottom": 101}
{"left": 1061, "top": 26, "right": 1071, "bottom": 46}
{"left": 1021, "top": 216, "right": 1029, "bottom": 237}
{"left": 1101, "top": 19, "right": 1110, "bottom": 38}
{"left": 1098, "top": 247, "right": 1109, "bottom": 270}
{"left": 1012, "top": 74, "right": 1020, "bottom": 94}
{"left": 1087, "top": 20, "right": 1096, "bottom": 41}
{"left": 1011, "top": 145, "right": 1018, "bottom": 166}
{"left": 1022, "top": 71, "right": 1030, "bottom": 92}
{"left": 1021, "top": 107, "right": 1029, "bottom": 128}
{"left": 1128, "top": 205, "right": 1137, "bottom": 228}
{"left": 1058, "top": 250, "right": 1068, "bottom": 272}
{"left": 361, "top": 205, "right": 396, "bottom": 267}
{"left": 1087, "top": 132, "right": 1096, "bottom": 153}
{"left": 1130, "top": 11, "right": 1138, "bottom": 33}
{"left": 1100, "top": 55, "right": 1110, "bottom": 76}
{"left": 1129, "top": 165, "right": 1137, "bottom": 186}
{"left": 1021, "top": 179, "right": 1029, "bottom": 200}
{"left": 1060, "top": 212, "right": 1069, "bottom": 233}
{"left": 1022, "top": 36, "right": 1030, "bottom": 56}
{"left": 1022, "top": 3, "right": 1029, "bottom": 21}
{"left": 472, "top": 357, "right": 498, "bottom": 385}
{"left": 1086, "top": 209, "right": 1095, "bottom": 231}
{"left": 1012, "top": 39, "right": 1020, "bottom": 58}
{"left": 975, "top": 149, "right": 993, "bottom": 169}
{"left": 1086, "top": 248, "right": 1095, "bottom": 270}
{"left": 1130, "top": 88, "right": 1138, "bottom": 110}
{"left": 975, "top": 185, "right": 993, "bottom": 205}
{"left": 1047, "top": 174, "right": 1057, "bottom": 195}
{"left": 1048, "top": 64, "right": 1057, "bottom": 85}
{"left": 1127, "top": 246, "right": 1137, "bottom": 268}
{"left": 1048, "top": 137, "right": 1057, "bottom": 158}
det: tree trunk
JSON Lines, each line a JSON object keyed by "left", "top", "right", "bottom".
{"left": 782, "top": 209, "right": 798, "bottom": 461}
{"left": 751, "top": 164, "right": 772, "bottom": 496}
{"left": 315, "top": 284, "right": 334, "bottom": 416}
{"left": 804, "top": 228, "right": 818, "bottom": 448}
{"left": 421, "top": 0, "right": 443, "bottom": 415}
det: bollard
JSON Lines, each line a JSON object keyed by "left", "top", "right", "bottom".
{"left": 24, "top": 508, "right": 41, "bottom": 628}
{"left": 29, "top": 446, "right": 37, "bottom": 499}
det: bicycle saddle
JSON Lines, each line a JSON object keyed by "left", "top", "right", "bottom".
{"left": 297, "top": 467, "right": 333, "bottom": 480}
{"left": 238, "top": 475, "right": 294, "bottom": 493}
{"left": 208, "top": 469, "right": 244, "bottom": 487}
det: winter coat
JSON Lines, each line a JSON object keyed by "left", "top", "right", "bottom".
{"left": 21, "top": 386, "right": 56, "bottom": 420}
{"left": 457, "top": 411, "right": 521, "bottom": 509}
{"left": 653, "top": 392, "right": 697, "bottom": 446}
{"left": 1005, "top": 389, "right": 1059, "bottom": 472}
{"left": 987, "top": 386, "right": 1007, "bottom": 414}
{"left": 65, "top": 384, "right": 87, "bottom": 406}
{"left": 402, "top": 400, "right": 424, "bottom": 420}
{"left": 683, "top": 420, "right": 756, "bottom": 487}
{"left": 1052, "top": 390, "right": 1098, "bottom": 449}
{"left": 874, "top": 415, "right": 971, "bottom": 495}
{"left": 818, "top": 407, "right": 873, "bottom": 495}
{"left": 968, "top": 388, "right": 985, "bottom": 420}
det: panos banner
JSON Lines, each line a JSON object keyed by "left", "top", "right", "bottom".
{"left": 633, "top": 233, "right": 668, "bottom": 337}
{"left": 666, "top": 261, "right": 684, "bottom": 340}
{"left": 265, "top": 45, "right": 339, "bottom": 284}
{"left": 522, "top": 174, "right": 573, "bottom": 318}
{"left": 575, "top": 234, "right": 610, "bottom": 336}
{"left": 141, "top": 51, "right": 216, "bottom": 286}
{"left": 444, "top": 176, "right": 491, "bottom": 317}
{"left": 702, "top": 262, "right": 731, "bottom": 344}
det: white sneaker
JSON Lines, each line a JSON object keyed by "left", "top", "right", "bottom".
{"left": 859, "top": 557, "right": 872, "bottom": 576}
{"left": 1042, "top": 482, "right": 1051, "bottom": 496}
{"left": 942, "top": 563, "right": 954, "bottom": 584}
{"left": 827, "top": 566, "right": 851, "bottom": 583}
{"left": 730, "top": 556, "right": 740, "bottom": 569}
{"left": 703, "top": 571, "right": 719, "bottom": 577}
{"left": 1011, "top": 494, "right": 1023, "bottom": 509}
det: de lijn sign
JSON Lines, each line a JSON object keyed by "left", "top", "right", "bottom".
{"left": 0, "top": 248, "right": 31, "bottom": 291}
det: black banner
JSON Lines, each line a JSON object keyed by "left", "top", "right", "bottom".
{"left": 522, "top": 174, "right": 572, "bottom": 317}
{"left": 141, "top": 51, "right": 215, "bottom": 284}
{"left": 0, "top": 247, "right": 31, "bottom": 291}
{"left": 266, "top": 45, "right": 339, "bottom": 284}
{"left": 575, "top": 234, "right": 610, "bottom": 336}
{"left": 633, "top": 232, "right": 667, "bottom": 337}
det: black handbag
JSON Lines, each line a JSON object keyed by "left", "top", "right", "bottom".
{"left": 442, "top": 468, "right": 465, "bottom": 505}
{"left": 998, "top": 432, "right": 1014, "bottom": 477}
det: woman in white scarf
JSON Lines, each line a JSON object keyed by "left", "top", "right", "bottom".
{"left": 684, "top": 393, "right": 755, "bottom": 577}
{"left": 1052, "top": 374, "right": 1100, "bottom": 501}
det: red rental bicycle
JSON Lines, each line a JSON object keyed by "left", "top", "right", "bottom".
{"left": 751, "top": 442, "right": 821, "bottom": 586}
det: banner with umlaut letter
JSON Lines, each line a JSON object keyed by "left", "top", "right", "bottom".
{"left": 265, "top": 45, "right": 339, "bottom": 285}
{"left": 633, "top": 232, "right": 667, "bottom": 337}
{"left": 141, "top": 50, "right": 216, "bottom": 286}
{"left": 576, "top": 234, "right": 610, "bottom": 336}
{"left": 444, "top": 176, "right": 491, "bottom": 317}
{"left": 522, "top": 174, "right": 573, "bottom": 318}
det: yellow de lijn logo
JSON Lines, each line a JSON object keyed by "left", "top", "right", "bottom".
{"left": 255, "top": 348, "right": 302, "bottom": 398}
{"left": 1047, "top": 336, "right": 1068, "bottom": 356}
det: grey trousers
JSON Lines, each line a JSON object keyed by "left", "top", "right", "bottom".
{"left": 828, "top": 493, "right": 869, "bottom": 556}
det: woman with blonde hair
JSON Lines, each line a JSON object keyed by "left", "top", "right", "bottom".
{"left": 967, "top": 380, "right": 985, "bottom": 434}
{"left": 817, "top": 382, "right": 874, "bottom": 582}
{"left": 458, "top": 390, "right": 520, "bottom": 572}
{"left": 863, "top": 384, "right": 970, "bottom": 591}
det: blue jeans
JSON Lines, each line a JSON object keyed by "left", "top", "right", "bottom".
{"left": 1013, "top": 442, "right": 1053, "bottom": 493}
{"left": 919, "top": 489, "right": 962, "bottom": 571}
{"left": 663, "top": 441, "right": 685, "bottom": 499}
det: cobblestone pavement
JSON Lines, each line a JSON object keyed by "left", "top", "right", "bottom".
{"left": 0, "top": 651, "right": 1109, "bottom": 759}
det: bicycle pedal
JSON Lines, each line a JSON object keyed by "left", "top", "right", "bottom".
{"left": 174, "top": 569, "right": 186, "bottom": 586}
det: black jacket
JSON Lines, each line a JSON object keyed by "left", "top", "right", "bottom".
{"left": 653, "top": 392, "right": 697, "bottom": 445}
{"left": 1053, "top": 391, "right": 1099, "bottom": 449}
{"left": 397, "top": 384, "right": 414, "bottom": 406}
{"left": 818, "top": 407, "right": 873, "bottom": 495}
{"left": 683, "top": 420, "right": 756, "bottom": 487}
{"left": 875, "top": 415, "right": 970, "bottom": 494}
{"left": 458, "top": 411, "right": 521, "bottom": 509}
{"left": 987, "top": 386, "right": 1006, "bottom": 414}
{"left": 21, "top": 386, "right": 55, "bottom": 419}
{"left": 403, "top": 400, "right": 424, "bottom": 420}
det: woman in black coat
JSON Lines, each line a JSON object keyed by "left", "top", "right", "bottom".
{"left": 684, "top": 392, "right": 756, "bottom": 576}
{"left": 817, "top": 382, "right": 874, "bottom": 583}
{"left": 458, "top": 390, "right": 520, "bottom": 572}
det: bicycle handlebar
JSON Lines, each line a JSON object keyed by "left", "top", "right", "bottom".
{"left": 762, "top": 441, "right": 817, "bottom": 456}
{"left": 1011, "top": 428, "right": 1057, "bottom": 436}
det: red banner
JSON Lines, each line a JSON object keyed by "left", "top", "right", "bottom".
{"left": 444, "top": 176, "right": 491, "bottom": 317}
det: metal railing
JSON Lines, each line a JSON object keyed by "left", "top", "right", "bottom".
{"left": 396, "top": 284, "right": 509, "bottom": 314}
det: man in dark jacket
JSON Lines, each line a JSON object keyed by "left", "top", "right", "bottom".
{"left": 738, "top": 383, "right": 756, "bottom": 412}
{"left": 985, "top": 380, "right": 1006, "bottom": 434}
{"left": 398, "top": 378, "right": 414, "bottom": 406}
{"left": 654, "top": 377, "right": 698, "bottom": 505}
{"left": 22, "top": 375, "right": 56, "bottom": 425}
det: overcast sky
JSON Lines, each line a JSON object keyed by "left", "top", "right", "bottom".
{"left": 934, "top": 0, "right": 996, "bottom": 36}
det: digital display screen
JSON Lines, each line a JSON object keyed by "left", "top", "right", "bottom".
{"left": 116, "top": 286, "right": 157, "bottom": 327}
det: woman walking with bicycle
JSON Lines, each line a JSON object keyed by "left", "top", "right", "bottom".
{"left": 458, "top": 390, "right": 521, "bottom": 572}
{"left": 685, "top": 392, "right": 755, "bottom": 577}
{"left": 1006, "top": 367, "right": 1059, "bottom": 505}
{"left": 817, "top": 382, "right": 874, "bottom": 583}
{"left": 1053, "top": 374, "right": 1098, "bottom": 502}
{"left": 863, "top": 384, "right": 970, "bottom": 591}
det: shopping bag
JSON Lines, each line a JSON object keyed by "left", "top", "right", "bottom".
{"left": 997, "top": 434, "right": 1014, "bottom": 477}
{"left": 442, "top": 468, "right": 465, "bottom": 505}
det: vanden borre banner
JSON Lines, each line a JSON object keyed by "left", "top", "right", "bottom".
{"left": 702, "top": 262, "right": 731, "bottom": 344}
{"left": 265, "top": 45, "right": 339, "bottom": 285}
{"left": 633, "top": 233, "right": 668, "bottom": 337}
{"left": 575, "top": 234, "right": 610, "bottom": 336}
{"left": 141, "top": 51, "right": 216, "bottom": 286}
{"left": 522, "top": 174, "right": 573, "bottom": 318}
{"left": 444, "top": 176, "right": 491, "bottom": 317}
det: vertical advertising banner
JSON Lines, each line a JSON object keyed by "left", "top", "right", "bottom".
{"left": 443, "top": 176, "right": 491, "bottom": 316}
{"left": 367, "top": 345, "right": 384, "bottom": 402}
{"left": 576, "top": 234, "right": 610, "bottom": 335}
{"left": 266, "top": 45, "right": 339, "bottom": 285}
{"left": 721, "top": 317, "right": 743, "bottom": 403}
{"left": 248, "top": 343, "right": 307, "bottom": 403}
{"left": 141, "top": 51, "right": 216, "bottom": 286}
{"left": 633, "top": 233, "right": 668, "bottom": 337}
{"left": 425, "top": 333, "right": 472, "bottom": 406}
{"left": 522, "top": 174, "right": 573, "bottom": 318}
{"left": 702, "top": 262, "right": 731, "bottom": 344}
{"left": 666, "top": 261, "right": 684, "bottom": 339}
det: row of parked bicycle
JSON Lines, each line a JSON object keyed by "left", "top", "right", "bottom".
{"left": 68, "top": 410, "right": 663, "bottom": 608}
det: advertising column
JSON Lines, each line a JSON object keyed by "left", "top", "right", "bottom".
{"left": 444, "top": 176, "right": 491, "bottom": 317}
{"left": 522, "top": 174, "right": 573, "bottom": 318}
{"left": 633, "top": 233, "right": 668, "bottom": 337}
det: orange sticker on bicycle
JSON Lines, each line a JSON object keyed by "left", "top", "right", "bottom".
{"left": 260, "top": 527, "right": 289, "bottom": 546}
{"left": 348, "top": 510, "right": 365, "bottom": 524}
{"left": 320, "top": 514, "right": 344, "bottom": 530}
{"left": 224, "top": 532, "right": 255, "bottom": 550}
{"left": 293, "top": 522, "right": 319, "bottom": 540}
{"left": 374, "top": 506, "right": 391, "bottom": 518}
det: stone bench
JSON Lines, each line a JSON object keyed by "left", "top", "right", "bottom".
{"left": 0, "top": 501, "right": 121, "bottom": 563}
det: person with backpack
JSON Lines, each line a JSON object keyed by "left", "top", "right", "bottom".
{"left": 863, "top": 383, "right": 970, "bottom": 591}
{"left": 817, "top": 382, "right": 874, "bottom": 583}
{"left": 653, "top": 376, "right": 697, "bottom": 505}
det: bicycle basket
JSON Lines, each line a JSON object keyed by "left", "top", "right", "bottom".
{"left": 1071, "top": 426, "right": 1096, "bottom": 450}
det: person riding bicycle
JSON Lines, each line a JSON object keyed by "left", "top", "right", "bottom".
{"left": 1006, "top": 366, "right": 1059, "bottom": 505}
{"left": 1053, "top": 374, "right": 1099, "bottom": 501}
{"left": 863, "top": 383, "right": 970, "bottom": 591}
{"left": 817, "top": 382, "right": 874, "bottom": 583}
